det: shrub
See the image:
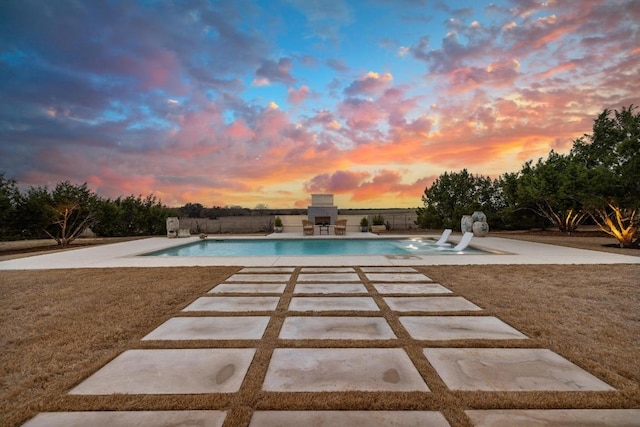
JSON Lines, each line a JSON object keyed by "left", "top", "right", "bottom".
{"left": 372, "top": 215, "right": 385, "bottom": 225}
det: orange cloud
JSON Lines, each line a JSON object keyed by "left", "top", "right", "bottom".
{"left": 533, "top": 62, "right": 577, "bottom": 80}
{"left": 446, "top": 58, "right": 520, "bottom": 94}
{"left": 304, "top": 170, "right": 371, "bottom": 193}
{"left": 302, "top": 169, "right": 432, "bottom": 206}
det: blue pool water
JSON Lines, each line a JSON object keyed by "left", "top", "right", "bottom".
{"left": 143, "top": 238, "right": 487, "bottom": 257}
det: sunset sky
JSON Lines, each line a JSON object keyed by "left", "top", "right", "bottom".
{"left": 1, "top": 0, "right": 638, "bottom": 209}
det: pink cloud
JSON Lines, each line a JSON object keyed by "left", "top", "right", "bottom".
{"left": 302, "top": 168, "right": 432, "bottom": 206}
{"left": 306, "top": 110, "right": 342, "bottom": 131}
{"left": 533, "top": 62, "right": 577, "bottom": 80}
{"left": 510, "top": 16, "right": 577, "bottom": 52}
{"left": 226, "top": 120, "right": 254, "bottom": 139}
{"left": 446, "top": 58, "right": 520, "bottom": 94}
{"left": 351, "top": 170, "right": 432, "bottom": 203}
{"left": 344, "top": 71, "right": 393, "bottom": 96}
{"left": 164, "top": 104, "right": 226, "bottom": 156}
{"left": 392, "top": 115, "right": 435, "bottom": 139}
{"left": 288, "top": 85, "right": 310, "bottom": 104}
{"left": 337, "top": 98, "right": 387, "bottom": 131}
{"left": 304, "top": 170, "right": 371, "bottom": 193}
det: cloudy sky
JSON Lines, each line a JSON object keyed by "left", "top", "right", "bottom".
{"left": 1, "top": 0, "right": 638, "bottom": 209}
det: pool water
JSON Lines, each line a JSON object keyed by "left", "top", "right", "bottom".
{"left": 143, "top": 238, "right": 487, "bottom": 257}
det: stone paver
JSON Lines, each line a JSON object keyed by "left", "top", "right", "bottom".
{"left": 300, "top": 267, "right": 355, "bottom": 273}
{"left": 70, "top": 349, "right": 256, "bottom": 394}
{"left": 249, "top": 411, "right": 450, "bottom": 426}
{"left": 424, "top": 348, "right": 615, "bottom": 391}
{"left": 240, "top": 267, "right": 295, "bottom": 273}
{"left": 21, "top": 411, "right": 226, "bottom": 427}
{"left": 297, "top": 272, "right": 361, "bottom": 282}
{"left": 293, "top": 283, "right": 367, "bottom": 294}
{"left": 225, "top": 273, "right": 291, "bottom": 282}
{"left": 279, "top": 317, "right": 396, "bottom": 340}
{"left": 263, "top": 348, "right": 429, "bottom": 392}
{"left": 384, "top": 296, "right": 482, "bottom": 312}
{"left": 288, "top": 296, "right": 379, "bottom": 311}
{"left": 465, "top": 409, "right": 640, "bottom": 426}
{"left": 360, "top": 266, "right": 418, "bottom": 273}
{"left": 209, "top": 283, "right": 286, "bottom": 293}
{"left": 400, "top": 316, "right": 527, "bottom": 340}
{"left": 373, "top": 283, "right": 452, "bottom": 294}
{"left": 365, "top": 272, "right": 432, "bottom": 282}
{"left": 142, "top": 317, "right": 271, "bottom": 340}
{"left": 183, "top": 296, "right": 280, "bottom": 312}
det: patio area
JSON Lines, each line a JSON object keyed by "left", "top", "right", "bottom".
{"left": 1, "top": 233, "right": 639, "bottom": 269}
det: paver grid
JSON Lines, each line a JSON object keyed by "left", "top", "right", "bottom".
{"left": 22, "top": 266, "right": 634, "bottom": 427}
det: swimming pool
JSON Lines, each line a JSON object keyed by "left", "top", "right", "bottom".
{"left": 143, "top": 238, "right": 488, "bottom": 257}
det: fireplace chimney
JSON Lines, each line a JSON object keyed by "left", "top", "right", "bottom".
{"left": 307, "top": 194, "right": 338, "bottom": 225}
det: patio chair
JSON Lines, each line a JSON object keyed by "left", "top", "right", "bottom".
{"left": 334, "top": 219, "right": 347, "bottom": 235}
{"left": 437, "top": 231, "right": 473, "bottom": 252}
{"left": 302, "top": 220, "right": 315, "bottom": 236}
{"left": 452, "top": 232, "right": 474, "bottom": 251}
{"left": 434, "top": 228, "right": 452, "bottom": 246}
{"left": 437, "top": 232, "right": 473, "bottom": 252}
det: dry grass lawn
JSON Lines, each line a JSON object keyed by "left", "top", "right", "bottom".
{"left": 1, "top": 236, "right": 639, "bottom": 426}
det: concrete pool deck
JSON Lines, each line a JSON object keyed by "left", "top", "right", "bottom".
{"left": 1, "top": 232, "right": 639, "bottom": 270}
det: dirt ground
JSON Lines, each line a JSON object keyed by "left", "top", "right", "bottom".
{"left": 0, "top": 233, "right": 638, "bottom": 426}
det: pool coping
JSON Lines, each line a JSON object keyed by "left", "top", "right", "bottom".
{"left": 1, "top": 233, "right": 638, "bottom": 269}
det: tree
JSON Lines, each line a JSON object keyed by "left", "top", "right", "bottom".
{"left": 0, "top": 172, "right": 20, "bottom": 240}
{"left": 93, "top": 194, "right": 171, "bottom": 237}
{"left": 571, "top": 105, "right": 640, "bottom": 247}
{"left": 179, "top": 203, "right": 204, "bottom": 218}
{"left": 254, "top": 203, "right": 269, "bottom": 215}
{"left": 492, "top": 171, "right": 546, "bottom": 230}
{"left": 138, "top": 195, "right": 172, "bottom": 235}
{"left": 416, "top": 169, "right": 499, "bottom": 230}
{"left": 515, "top": 151, "right": 588, "bottom": 233}
{"left": 17, "top": 182, "right": 99, "bottom": 246}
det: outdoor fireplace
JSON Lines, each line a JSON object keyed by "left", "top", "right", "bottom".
{"left": 314, "top": 216, "right": 331, "bottom": 225}
{"left": 307, "top": 194, "right": 338, "bottom": 225}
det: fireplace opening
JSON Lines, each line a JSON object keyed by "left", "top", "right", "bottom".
{"left": 314, "top": 216, "right": 331, "bottom": 225}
